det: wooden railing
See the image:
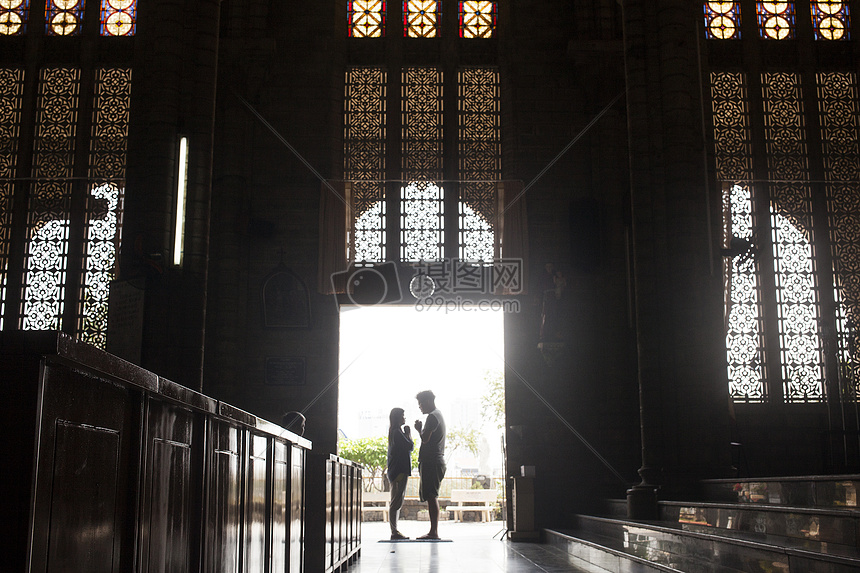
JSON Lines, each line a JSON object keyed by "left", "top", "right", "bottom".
{"left": 1, "top": 331, "right": 316, "bottom": 573}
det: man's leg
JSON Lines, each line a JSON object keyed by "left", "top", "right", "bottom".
{"left": 427, "top": 496, "right": 439, "bottom": 537}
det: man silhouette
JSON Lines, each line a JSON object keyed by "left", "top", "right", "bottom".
{"left": 414, "top": 390, "right": 446, "bottom": 539}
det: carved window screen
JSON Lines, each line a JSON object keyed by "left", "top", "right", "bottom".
{"left": 0, "top": 69, "right": 24, "bottom": 329}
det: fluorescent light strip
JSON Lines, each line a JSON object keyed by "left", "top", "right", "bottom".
{"left": 174, "top": 137, "right": 188, "bottom": 266}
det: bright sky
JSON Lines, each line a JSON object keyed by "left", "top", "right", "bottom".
{"left": 338, "top": 305, "right": 505, "bottom": 474}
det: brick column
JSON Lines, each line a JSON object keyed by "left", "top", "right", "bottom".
{"left": 620, "top": 0, "right": 733, "bottom": 518}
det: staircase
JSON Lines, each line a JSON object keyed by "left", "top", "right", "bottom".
{"left": 544, "top": 476, "right": 860, "bottom": 572}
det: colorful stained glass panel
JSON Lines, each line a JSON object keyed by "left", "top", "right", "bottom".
{"left": 349, "top": 0, "right": 385, "bottom": 38}
{"left": 757, "top": 2, "right": 795, "bottom": 39}
{"left": 404, "top": 0, "right": 438, "bottom": 38}
{"left": 100, "top": 0, "right": 135, "bottom": 36}
{"left": 460, "top": 1, "right": 496, "bottom": 38}
{"left": 46, "top": 0, "right": 84, "bottom": 36}
{"left": 0, "top": 0, "right": 29, "bottom": 35}
{"left": 812, "top": 1, "right": 849, "bottom": 40}
{"left": 704, "top": 2, "right": 741, "bottom": 40}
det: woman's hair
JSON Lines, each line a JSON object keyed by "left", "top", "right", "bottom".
{"left": 389, "top": 407, "right": 405, "bottom": 426}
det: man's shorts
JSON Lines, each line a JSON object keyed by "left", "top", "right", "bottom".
{"left": 418, "top": 462, "right": 446, "bottom": 502}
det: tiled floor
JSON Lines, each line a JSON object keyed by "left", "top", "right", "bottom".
{"left": 347, "top": 521, "right": 592, "bottom": 572}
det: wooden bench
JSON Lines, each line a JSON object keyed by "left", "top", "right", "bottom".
{"left": 362, "top": 491, "right": 390, "bottom": 521}
{"left": 447, "top": 489, "right": 497, "bottom": 522}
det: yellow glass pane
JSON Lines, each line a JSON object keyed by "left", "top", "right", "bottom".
{"left": 51, "top": 12, "right": 78, "bottom": 35}
{"left": 709, "top": 1, "right": 736, "bottom": 12}
{"left": 105, "top": 11, "right": 132, "bottom": 35}
{"left": 763, "top": 15, "right": 791, "bottom": 38}
{"left": 819, "top": 16, "right": 845, "bottom": 39}
{"left": 709, "top": 16, "right": 737, "bottom": 39}
{"left": 816, "top": 1, "right": 844, "bottom": 15}
{"left": 53, "top": 0, "right": 79, "bottom": 10}
{"left": 107, "top": 0, "right": 135, "bottom": 10}
{"left": 0, "top": 0, "right": 24, "bottom": 9}
{"left": 761, "top": 2, "right": 789, "bottom": 15}
{"left": 0, "top": 12, "right": 22, "bottom": 35}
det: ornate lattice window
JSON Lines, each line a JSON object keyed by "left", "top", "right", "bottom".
{"left": 713, "top": 69, "right": 841, "bottom": 403}
{"left": 811, "top": 1, "right": 849, "bottom": 40}
{"left": 78, "top": 68, "right": 130, "bottom": 347}
{"left": 0, "top": 69, "right": 24, "bottom": 329}
{"left": 761, "top": 72, "right": 824, "bottom": 402}
{"left": 459, "top": 1, "right": 496, "bottom": 38}
{"left": 0, "top": 0, "right": 29, "bottom": 35}
{"left": 704, "top": 2, "right": 741, "bottom": 40}
{"left": 819, "top": 72, "right": 860, "bottom": 398}
{"left": 344, "top": 66, "right": 501, "bottom": 265}
{"left": 404, "top": 0, "right": 438, "bottom": 38}
{"left": 1, "top": 67, "right": 131, "bottom": 346}
{"left": 349, "top": 0, "right": 385, "bottom": 38}
{"left": 401, "top": 67, "right": 444, "bottom": 261}
{"left": 458, "top": 67, "right": 499, "bottom": 261}
{"left": 345, "top": 67, "right": 387, "bottom": 262}
{"left": 46, "top": 0, "right": 84, "bottom": 36}
{"left": 712, "top": 72, "right": 766, "bottom": 402}
{"left": 100, "top": 0, "right": 136, "bottom": 36}
{"left": 22, "top": 68, "right": 80, "bottom": 331}
{"left": 756, "top": 1, "right": 795, "bottom": 39}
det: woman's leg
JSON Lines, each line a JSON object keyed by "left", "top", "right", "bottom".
{"left": 389, "top": 474, "right": 408, "bottom": 535}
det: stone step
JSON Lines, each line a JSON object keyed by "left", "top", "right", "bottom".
{"left": 547, "top": 514, "right": 860, "bottom": 573}
{"left": 543, "top": 528, "right": 683, "bottom": 573}
{"left": 701, "top": 475, "right": 860, "bottom": 509}
{"left": 659, "top": 499, "right": 860, "bottom": 549}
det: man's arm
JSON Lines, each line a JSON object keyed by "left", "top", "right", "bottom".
{"left": 419, "top": 413, "right": 438, "bottom": 442}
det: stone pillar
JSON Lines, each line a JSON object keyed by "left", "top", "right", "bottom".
{"left": 620, "top": 0, "right": 733, "bottom": 517}
{"left": 122, "top": 0, "right": 221, "bottom": 390}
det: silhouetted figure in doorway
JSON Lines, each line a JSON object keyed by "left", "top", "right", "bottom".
{"left": 387, "top": 407, "right": 413, "bottom": 540}
{"left": 414, "top": 390, "right": 446, "bottom": 540}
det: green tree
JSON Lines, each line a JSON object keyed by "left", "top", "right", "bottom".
{"left": 338, "top": 435, "right": 419, "bottom": 491}
{"left": 445, "top": 425, "right": 481, "bottom": 464}
{"left": 480, "top": 369, "right": 505, "bottom": 429}
{"left": 338, "top": 436, "right": 388, "bottom": 490}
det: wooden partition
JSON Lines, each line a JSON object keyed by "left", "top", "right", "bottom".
{"left": 325, "top": 455, "right": 363, "bottom": 573}
{"left": 1, "top": 332, "right": 312, "bottom": 573}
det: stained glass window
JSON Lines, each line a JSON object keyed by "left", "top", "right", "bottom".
{"left": 345, "top": 67, "right": 387, "bottom": 263}
{"left": 46, "top": 0, "right": 84, "bottom": 36}
{"left": 0, "top": 0, "right": 29, "bottom": 35}
{"left": 756, "top": 2, "right": 795, "bottom": 39}
{"left": 401, "top": 67, "right": 443, "bottom": 260}
{"left": 460, "top": 1, "right": 496, "bottom": 38}
{"left": 404, "top": 0, "right": 438, "bottom": 38}
{"left": 704, "top": 2, "right": 741, "bottom": 40}
{"left": 100, "top": 0, "right": 135, "bottom": 36}
{"left": 812, "top": 1, "right": 849, "bottom": 40}
{"left": 0, "top": 69, "right": 24, "bottom": 329}
{"left": 349, "top": 0, "right": 385, "bottom": 38}
{"left": 459, "top": 67, "right": 499, "bottom": 261}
